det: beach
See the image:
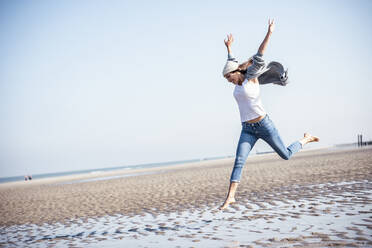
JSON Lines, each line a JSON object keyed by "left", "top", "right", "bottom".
{"left": 1, "top": 146, "right": 372, "bottom": 247}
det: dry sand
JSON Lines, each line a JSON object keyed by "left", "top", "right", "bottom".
{"left": 0, "top": 147, "right": 371, "bottom": 228}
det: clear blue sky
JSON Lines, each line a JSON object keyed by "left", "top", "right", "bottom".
{"left": 1, "top": 0, "right": 371, "bottom": 177}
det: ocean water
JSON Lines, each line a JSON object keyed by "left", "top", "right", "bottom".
{"left": 0, "top": 143, "right": 360, "bottom": 185}
{"left": 0, "top": 156, "right": 229, "bottom": 184}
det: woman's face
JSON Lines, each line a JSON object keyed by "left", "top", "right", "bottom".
{"left": 225, "top": 70, "right": 244, "bottom": 85}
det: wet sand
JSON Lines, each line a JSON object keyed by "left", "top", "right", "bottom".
{"left": 1, "top": 147, "right": 372, "bottom": 247}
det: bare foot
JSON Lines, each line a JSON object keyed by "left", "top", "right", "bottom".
{"left": 304, "top": 133, "right": 320, "bottom": 143}
{"left": 219, "top": 197, "right": 236, "bottom": 210}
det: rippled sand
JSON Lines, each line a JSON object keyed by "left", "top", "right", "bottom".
{"left": 1, "top": 147, "right": 371, "bottom": 247}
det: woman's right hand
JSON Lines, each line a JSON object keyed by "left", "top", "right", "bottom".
{"left": 224, "top": 34, "right": 234, "bottom": 48}
{"left": 224, "top": 34, "right": 233, "bottom": 53}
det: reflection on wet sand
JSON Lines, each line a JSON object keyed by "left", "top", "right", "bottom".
{"left": 2, "top": 180, "right": 372, "bottom": 247}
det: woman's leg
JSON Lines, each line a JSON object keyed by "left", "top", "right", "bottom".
{"left": 219, "top": 181, "right": 239, "bottom": 210}
{"left": 220, "top": 129, "right": 258, "bottom": 210}
{"left": 262, "top": 130, "right": 301, "bottom": 160}
{"left": 230, "top": 131, "right": 258, "bottom": 181}
{"left": 261, "top": 119, "right": 318, "bottom": 160}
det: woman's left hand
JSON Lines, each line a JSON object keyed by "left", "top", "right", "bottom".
{"left": 268, "top": 19, "right": 275, "bottom": 33}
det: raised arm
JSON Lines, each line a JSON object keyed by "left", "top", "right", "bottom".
{"left": 224, "top": 33, "right": 239, "bottom": 63}
{"left": 258, "top": 19, "right": 275, "bottom": 55}
{"left": 224, "top": 34, "right": 233, "bottom": 55}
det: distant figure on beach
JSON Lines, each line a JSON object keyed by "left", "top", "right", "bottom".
{"left": 24, "top": 175, "right": 32, "bottom": 181}
{"left": 220, "top": 19, "right": 319, "bottom": 210}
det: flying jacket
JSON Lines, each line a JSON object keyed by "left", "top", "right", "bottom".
{"left": 228, "top": 52, "right": 289, "bottom": 86}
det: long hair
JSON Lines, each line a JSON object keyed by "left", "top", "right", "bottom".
{"left": 237, "top": 59, "right": 253, "bottom": 75}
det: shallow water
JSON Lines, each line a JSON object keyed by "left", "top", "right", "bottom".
{"left": 1, "top": 180, "right": 371, "bottom": 247}
{"left": 54, "top": 170, "right": 161, "bottom": 185}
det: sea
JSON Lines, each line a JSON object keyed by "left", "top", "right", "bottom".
{"left": 0, "top": 156, "right": 231, "bottom": 184}
{"left": 0, "top": 143, "right": 360, "bottom": 184}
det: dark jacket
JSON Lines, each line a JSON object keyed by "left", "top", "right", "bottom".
{"left": 228, "top": 52, "right": 289, "bottom": 86}
{"left": 258, "top": 61, "right": 288, "bottom": 86}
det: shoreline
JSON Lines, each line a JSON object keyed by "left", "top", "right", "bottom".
{"left": 0, "top": 157, "right": 234, "bottom": 189}
{"left": 0, "top": 145, "right": 348, "bottom": 189}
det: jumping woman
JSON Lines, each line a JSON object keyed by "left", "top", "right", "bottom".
{"left": 220, "top": 19, "right": 319, "bottom": 210}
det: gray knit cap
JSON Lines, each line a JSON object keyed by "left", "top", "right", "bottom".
{"left": 222, "top": 55, "right": 254, "bottom": 76}
{"left": 222, "top": 60, "right": 239, "bottom": 76}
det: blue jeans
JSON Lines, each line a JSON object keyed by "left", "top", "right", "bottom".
{"left": 230, "top": 114, "right": 302, "bottom": 182}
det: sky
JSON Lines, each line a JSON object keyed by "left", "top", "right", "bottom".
{"left": 1, "top": 0, "right": 371, "bottom": 177}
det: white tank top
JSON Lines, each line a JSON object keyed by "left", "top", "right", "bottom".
{"left": 233, "top": 79, "right": 266, "bottom": 122}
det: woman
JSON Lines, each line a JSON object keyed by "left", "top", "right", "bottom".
{"left": 220, "top": 19, "right": 319, "bottom": 210}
